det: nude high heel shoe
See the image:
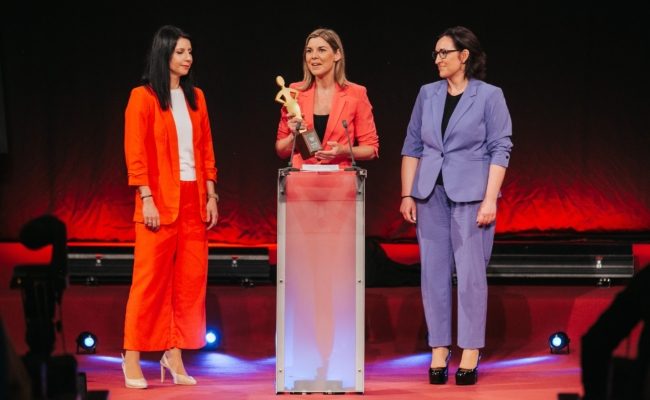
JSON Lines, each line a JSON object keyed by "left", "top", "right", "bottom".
{"left": 160, "top": 352, "right": 197, "bottom": 385}
{"left": 121, "top": 353, "right": 147, "bottom": 389}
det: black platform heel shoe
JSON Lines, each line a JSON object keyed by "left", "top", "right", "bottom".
{"left": 455, "top": 353, "right": 481, "bottom": 385}
{"left": 428, "top": 348, "right": 452, "bottom": 385}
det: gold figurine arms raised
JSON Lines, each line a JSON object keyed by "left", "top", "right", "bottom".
{"left": 275, "top": 75, "right": 321, "bottom": 159}
{"left": 275, "top": 76, "right": 302, "bottom": 119}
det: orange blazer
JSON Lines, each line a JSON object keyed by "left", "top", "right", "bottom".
{"left": 124, "top": 86, "right": 217, "bottom": 224}
{"left": 276, "top": 82, "right": 379, "bottom": 168}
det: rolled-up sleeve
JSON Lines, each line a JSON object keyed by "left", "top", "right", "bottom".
{"left": 197, "top": 90, "right": 218, "bottom": 183}
{"left": 401, "top": 86, "right": 425, "bottom": 158}
{"left": 485, "top": 88, "right": 513, "bottom": 168}
{"left": 276, "top": 103, "right": 292, "bottom": 141}
{"left": 353, "top": 86, "right": 379, "bottom": 158}
{"left": 124, "top": 88, "right": 151, "bottom": 187}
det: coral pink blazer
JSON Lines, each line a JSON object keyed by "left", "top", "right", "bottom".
{"left": 277, "top": 82, "right": 379, "bottom": 168}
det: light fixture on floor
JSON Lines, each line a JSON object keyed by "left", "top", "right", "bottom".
{"left": 549, "top": 331, "right": 570, "bottom": 354}
{"left": 203, "top": 328, "right": 220, "bottom": 350}
{"left": 76, "top": 331, "right": 97, "bottom": 354}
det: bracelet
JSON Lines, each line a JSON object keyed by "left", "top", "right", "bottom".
{"left": 401, "top": 195, "right": 413, "bottom": 199}
{"left": 207, "top": 193, "right": 219, "bottom": 202}
{"left": 140, "top": 194, "right": 152, "bottom": 200}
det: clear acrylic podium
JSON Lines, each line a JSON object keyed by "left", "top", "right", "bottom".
{"left": 276, "top": 168, "right": 366, "bottom": 394}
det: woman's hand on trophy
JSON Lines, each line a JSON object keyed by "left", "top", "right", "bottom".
{"left": 287, "top": 116, "right": 304, "bottom": 133}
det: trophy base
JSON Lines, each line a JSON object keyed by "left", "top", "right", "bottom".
{"left": 296, "top": 129, "right": 322, "bottom": 160}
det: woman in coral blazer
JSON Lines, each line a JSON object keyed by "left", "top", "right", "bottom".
{"left": 122, "top": 25, "right": 218, "bottom": 389}
{"left": 275, "top": 28, "right": 379, "bottom": 168}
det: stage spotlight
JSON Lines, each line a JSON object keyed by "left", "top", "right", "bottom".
{"left": 549, "top": 331, "right": 570, "bottom": 354}
{"left": 203, "top": 329, "right": 220, "bottom": 350}
{"left": 76, "top": 331, "right": 97, "bottom": 354}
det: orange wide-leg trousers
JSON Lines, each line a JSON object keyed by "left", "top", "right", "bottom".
{"left": 123, "top": 181, "right": 207, "bottom": 351}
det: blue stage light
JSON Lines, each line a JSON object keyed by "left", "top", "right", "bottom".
{"left": 83, "top": 335, "right": 95, "bottom": 348}
{"left": 549, "top": 331, "right": 570, "bottom": 354}
{"left": 76, "top": 331, "right": 97, "bottom": 354}
{"left": 204, "top": 328, "right": 220, "bottom": 350}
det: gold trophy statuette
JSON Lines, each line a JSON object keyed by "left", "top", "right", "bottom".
{"left": 275, "top": 75, "right": 322, "bottom": 159}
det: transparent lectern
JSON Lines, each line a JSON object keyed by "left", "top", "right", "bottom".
{"left": 276, "top": 168, "right": 366, "bottom": 394}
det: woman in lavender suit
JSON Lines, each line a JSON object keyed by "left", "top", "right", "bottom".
{"left": 400, "top": 26, "right": 513, "bottom": 386}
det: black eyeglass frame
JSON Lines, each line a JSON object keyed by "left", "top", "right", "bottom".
{"left": 432, "top": 49, "right": 461, "bottom": 59}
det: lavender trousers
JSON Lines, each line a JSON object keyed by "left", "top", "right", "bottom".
{"left": 416, "top": 185, "right": 495, "bottom": 349}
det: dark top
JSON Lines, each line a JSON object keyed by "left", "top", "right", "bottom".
{"left": 436, "top": 92, "right": 463, "bottom": 186}
{"left": 314, "top": 114, "right": 329, "bottom": 142}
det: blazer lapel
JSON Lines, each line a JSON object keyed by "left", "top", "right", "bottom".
{"left": 323, "top": 84, "right": 346, "bottom": 144}
{"left": 298, "top": 85, "right": 315, "bottom": 131}
{"left": 162, "top": 107, "right": 179, "bottom": 169}
{"left": 189, "top": 106, "right": 201, "bottom": 145}
{"left": 443, "top": 79, "right": 478, "bottom": 144}
{"left": 432, "top": 84, "right": 446, "bottom": 149}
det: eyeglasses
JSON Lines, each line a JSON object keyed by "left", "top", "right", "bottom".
{"left": 432, "top": 49, "right": 460, "bottom": 60}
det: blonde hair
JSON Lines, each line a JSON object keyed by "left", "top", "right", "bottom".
{"left": 299, "top": 28, "right": 348, "bottom": 91}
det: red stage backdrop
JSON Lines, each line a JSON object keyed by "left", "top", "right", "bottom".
{"left": 0, "top": 6, "right": 648, "bottom": 243}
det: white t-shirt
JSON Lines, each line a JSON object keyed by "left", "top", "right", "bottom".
{"left": 171, "top": 88, "right": 196, "bottom": 181}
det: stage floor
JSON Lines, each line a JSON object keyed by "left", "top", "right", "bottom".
{"left": 0, "top": 283, "right": 637, "bottom": 400}
{"left": 76, "top": 346, "right": 583, "bottom": 400}
{"left": 2, "top": 240, "right": 647, "bottom": 399}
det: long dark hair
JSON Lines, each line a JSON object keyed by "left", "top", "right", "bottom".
{"left": 142, "top": 25, "right": 197, "bottom": 111}
{"left": 439, "top": 26, "right": 487, "bottom": 80}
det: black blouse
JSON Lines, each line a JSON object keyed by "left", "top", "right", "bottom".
{"left": 313, "top": 114, "right": 329, "bottom": 141}
{"left": 437, "top": 92, "right": 463, "bottom": 186}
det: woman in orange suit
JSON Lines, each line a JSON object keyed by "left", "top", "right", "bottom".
{"left": 121, "top": 25, "right": 218, "bottom": 389}
{"left": 275, "top": 28, "right": 379, "bottom": 167}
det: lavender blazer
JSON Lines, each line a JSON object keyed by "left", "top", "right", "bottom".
{"left": 401, "top": 79, "right": 513, "bottom": 202}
